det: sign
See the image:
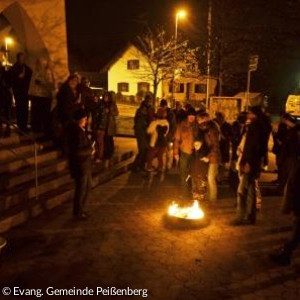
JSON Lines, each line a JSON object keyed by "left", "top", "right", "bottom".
{"left": 249, "top": 55, "right": 259, "bottom": 71}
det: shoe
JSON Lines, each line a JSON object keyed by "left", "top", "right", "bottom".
{"left": 74, "top": 213, "right": 88, "bottom": 221}
{"left": 269, "top": 251, "right": 291, "bottom": 266}
{"left": 229, "top": 218, "right": 247, "bottom": 226}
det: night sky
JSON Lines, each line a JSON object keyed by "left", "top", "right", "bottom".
{"left": 66, "top": 0, "right": 300, "bottom": 109}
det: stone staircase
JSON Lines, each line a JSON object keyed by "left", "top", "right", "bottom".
{"left": 0, "top": 135, "right": 135, "bottom": 233}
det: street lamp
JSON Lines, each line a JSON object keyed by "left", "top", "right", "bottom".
{"left": 4, "top": 36, "right": 13, "bottom": 67}
{"left": 175, "top": 10, "right": 187, "bottom": 42}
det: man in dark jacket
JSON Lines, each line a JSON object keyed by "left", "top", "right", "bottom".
{"left": 132, "top": 101, "right": 150, "bottom": 172}
{"left": 9, "top": 52, "right": 32, "bottom": 132}
{"left": 230, "top": 106, "right": 264, "bottom": 225}
{"left": 270, "top": 120, "right": 300, "bottom": 265}
{"left": 66, "top": 109, "right": 94, "bottom": 220}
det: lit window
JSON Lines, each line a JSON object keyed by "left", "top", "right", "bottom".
{"left": 118, "top": 82, "right": 129, "bottom": 92}
{"left": 137, "top": 82, "right": 150, "bottom": 92}
{"left": 169, "top": 83, "right": 185, "bottom": 94}
{"left": 194, "top": 84, "right": 206, "bottom": 94}
{"left": 127, "top": 60, "right": 140, "bottom": 70}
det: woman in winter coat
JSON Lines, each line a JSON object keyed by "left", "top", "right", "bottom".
{"left": 29, "top": 58, "right": 55, "bottom": 135}
{"left": 146, "top": 108, "right": 169, "bottom": 172}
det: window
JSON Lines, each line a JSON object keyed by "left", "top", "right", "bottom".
{"left": 118, "top": 82, "right": 129, "bottom": 92}
{"left": 137, "top": 82, "right": 150, "bottom": 92}
{"left": 127, "top": 60, "right": 140, "bottom": 70}
{"left": 194, "top": 84, "right": 207, "bottom": 94}
{"left": 169, "top": 83, "right": 185, "bottom": 93}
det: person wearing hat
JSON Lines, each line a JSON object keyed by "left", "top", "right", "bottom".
{"left": 174, "top": 107, "right": 198, "bottom": 196}
{"left": 146, "top": 108, "right": 169, "bottom": 172}
{"left": 230, "top": 106, "right": 265, "bottom": 225}
{"left": 65, "top": 109, "right": 94, "bottom": 220}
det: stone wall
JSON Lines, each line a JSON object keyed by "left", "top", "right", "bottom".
{"left": 0, "top": 0, "right": 69, "bottom": 84}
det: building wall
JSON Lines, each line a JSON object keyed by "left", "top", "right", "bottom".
{"left": 162, "top": 77, "right": 217, "bottom": 102}
{"left": 108, "top": 45, "right": 163, "bottom": 98}
{"left": 0, "top": 0, "right": 69, "bottom": 84}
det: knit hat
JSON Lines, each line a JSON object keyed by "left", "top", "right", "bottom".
{"left": 73, "top": 109, "right": 87, "bottom": 121}
{"left": 186, "top": 107, "right": 196, "bottom": 116}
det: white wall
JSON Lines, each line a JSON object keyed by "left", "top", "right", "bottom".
{"left": 108, "top": 45, "right": 162, "bottom": 98}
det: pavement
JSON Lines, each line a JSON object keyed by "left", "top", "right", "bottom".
{"left": 0, "top": 154, "right": 300, "bottom": 300}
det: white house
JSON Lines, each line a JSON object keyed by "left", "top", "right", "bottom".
{"left": 102, "top": 44, "right": 217, "bottom": 103}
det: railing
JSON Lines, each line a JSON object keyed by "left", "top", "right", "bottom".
{"left": 1, "top": 120, "right": 39, "bottom": 201}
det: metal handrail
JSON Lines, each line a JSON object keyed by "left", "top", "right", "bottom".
{"left": 1, "top": 120, "right": 39, "bottom": 201}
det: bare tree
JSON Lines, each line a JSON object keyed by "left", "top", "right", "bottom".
{"left": 136, "top": 27, "right": 199, "bottom": 101}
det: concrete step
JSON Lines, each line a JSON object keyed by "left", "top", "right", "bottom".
{"left": 0, "top": 133, "right": 43, "bottom": 147}
{"left": 0, "top": 152, "right": 135, "bottom": 233}
{"left": 0, "top": 140, "right": 53, "bottom": 163}
{"left": 0, "top": 158, "right": 68, "bottom": 191}
{"left": 0, "top": 148, "right": 61, "bottom": 175}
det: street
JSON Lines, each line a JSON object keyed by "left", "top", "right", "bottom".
{"left": 1, "top": 161, "right": 300, "bottom": 300}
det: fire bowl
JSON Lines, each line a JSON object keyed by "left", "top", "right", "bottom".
{"left": 164, "top": 200, "right": 210, "bottom": 230}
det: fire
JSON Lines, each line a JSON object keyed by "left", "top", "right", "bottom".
{"left": 168, "top": 200, "right": 204, "bottom": 220}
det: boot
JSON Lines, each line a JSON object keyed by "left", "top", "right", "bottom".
{"left": 269, "top": 249, "right": 291, "bottom": 266}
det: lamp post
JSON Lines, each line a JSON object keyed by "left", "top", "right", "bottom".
{"left": 173, "top": 10, "right": 187, "bottom": 104}
{"left": 4, "top": 37, "right": 13, "bottom": 68}
{"left": 206, "top": 0, "right": 212, "bottom": 109}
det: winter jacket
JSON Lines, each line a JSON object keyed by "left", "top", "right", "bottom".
{"left": 174, "top": 120, "right": 198, "bottom": 155}
{"left": 282, "top": 125, "right": 300, "bottom": 216}
{"left": 147, "top": 119, "right": 169, "bottom": 148}
{"left": 56, "top": 83, "right": 80, "bottom": 124}
{"left": 10, "top": 63, "right": 32, "bottom": 97}
{"left": 238, "top": 118, "right": 264, "bottom": 177}
{"left": 165, "top": 107, "right": 177, "bottom": 141}
{"left": 105, "top": 101, "right": 119, "bottom": 136}
{"left": 201, "top": 120, "right": 221, "bottom": 164}
{"left": 91, "top": 99, "right": 107, "bottom": 131}
{"left": 134, "top": 109, "right": 149, "bottom": 149}
{"left": 29, "top": 66, "right": 55, "bottom": 98}
{"left": 65, "top": 122, "right": 93, "bottom": 178}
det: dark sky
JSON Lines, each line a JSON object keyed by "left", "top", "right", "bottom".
{"left": 65, "top": 0, "right": 300, "bottom": 105}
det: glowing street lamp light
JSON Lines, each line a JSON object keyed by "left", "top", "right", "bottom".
{"left": 175, "top": 10, "right": 187, "bottom": 42}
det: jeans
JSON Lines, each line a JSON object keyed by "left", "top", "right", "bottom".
{"left": 15, "top": 93, "right": 29, "bottom": 131}
{"left": 179, "top": 152, "right": 192, "bottom": 196}
{"left": 73, "top": 172, "right": 92, "bottom": 217}
{"left": 236, "top": 172, "right": 256, "bottom": 221}
{"left": 93, "top": 129, "right": 105, "bottom": 160}
{"left": 208, "top": 163, "right": 219, "bottom": 202}
{"left": 147, "top": 147, "right": 166, "bottom": 171}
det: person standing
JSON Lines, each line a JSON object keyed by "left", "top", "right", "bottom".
{"left": 91, "top": 95, "right": 107, "bottom": 163}
{"left": 132, "top": 101, "right": 150, "bottom": 172}
{"left": 0, "top": 52, "right": 13, "bottom": 137}
{"left": 173, "top": 101, "right": 186, "bottom": 124}
{"left": 196, "top": 112, "right": 221, "bottom": 203}
{"left": 174, "top": 107, "right": 198, "bottom": 197}
{"left": 103, "top": 92, "right": 119, "bottom": 163}
{"left": 269, "top": 118, "right": 300, "bottom": 265}
{"left": 215, "top": 112, "right": 232, "bottom": 181}
{"left": 66, "top": 109, "right": 94, "bottom": 220}
{"left": 146, "top": 108, "right": 169, "bottom": 172}
{"left": 29, "top": 58, "right": 55, "bottom": 135}
{"left": 230, "top": 106, "right": 264, "bottom": 225}
{"left": 10, "top": 52, "right": 32, "bottom": 132}
{"left": 160, "top": 99, "right": 176, "bottom": 170}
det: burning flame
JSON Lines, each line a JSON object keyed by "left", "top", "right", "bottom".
{"left": 168, "top": 200, "right": 204, "bottom": 220}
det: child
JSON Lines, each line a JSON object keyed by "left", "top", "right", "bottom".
{"left": 146, "top": 108, "right": 169, "bottom": 172}
{"left": 190, "top": 130, "right": 210, "bottom": 201}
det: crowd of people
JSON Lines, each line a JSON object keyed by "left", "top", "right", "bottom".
{"left": 1, "top": 52, "right": 300, "bottom": 266}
